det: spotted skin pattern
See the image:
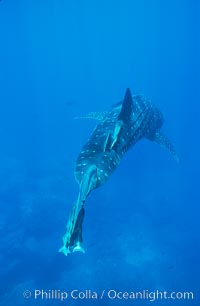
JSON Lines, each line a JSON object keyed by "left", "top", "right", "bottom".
{"left": 75, "top": 94, "right": 164, "bottom": 185}
{"left": 59, "top": 88, "right": 177, "bottom": 256}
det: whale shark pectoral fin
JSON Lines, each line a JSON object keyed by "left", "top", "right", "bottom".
{"left": 153, "top": 131, "right": 179, "bottom": 163}
{"left": 74, "top": 111, "right": 108, "bottom": 121}
{"left": 118, "top": 88, "right": 134, "bottom": 123}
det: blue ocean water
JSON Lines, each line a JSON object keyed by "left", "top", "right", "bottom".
{"left": 0, "top": 0, "right": 199, "bottom": 305}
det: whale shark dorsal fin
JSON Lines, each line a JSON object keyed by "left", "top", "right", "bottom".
{"left": 118, "top": 88, "right": 133, "bottom": 123}
{"left": 154, "top": 131, "right": 179, "bottom": 163}
{"left": 74, "top": 111, "right": 108, "bottom": 121}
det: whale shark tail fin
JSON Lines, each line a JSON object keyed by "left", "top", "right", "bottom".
{"left": 59, "top": 205, "right": 85, "bottom": 256}
{"left": 59, "top": 245, "right": 70, "bottom": 256}
{"left": 72, "top": 241, "right": 85, "bottom": 254}
{"left": 153, "top": 131, "right": 179, "bottom": 163}
{"left": 59, "top": 166, "right": 98, "bottom": 256}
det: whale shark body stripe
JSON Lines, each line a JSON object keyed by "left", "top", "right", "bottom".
{"left": 59, "top": 88, "right": 178, "bottom": 255}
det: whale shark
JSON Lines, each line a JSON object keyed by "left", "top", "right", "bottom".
{"left": 59, "top": 88, "right": 178, "bottom": 256}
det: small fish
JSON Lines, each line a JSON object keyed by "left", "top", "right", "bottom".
{"left": 59, "top": 88, "right": 178, "bottom": 256}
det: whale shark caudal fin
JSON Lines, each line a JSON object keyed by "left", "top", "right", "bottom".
{"left": 58, "top": 201, "right": 82, "bottom": 256}
{"left": 118, "top": 88, "right": 134, "bottom": 123}
{"left": 153, "top": 131, "right": 179, "bottom": 163}
{"left": 72, "top": 241, "right": 85, "bottom": 254}
{"left": 59, "top": 204, "right": 85, "bottom": 256}
{"left": 74, "top": 111, "right": 108, "bottom": 121}
{"left": 59, "top": 166, "right": 98, "bottom": 256}
{"left": 59, "top": 245, "right": 70, "bottom": 256}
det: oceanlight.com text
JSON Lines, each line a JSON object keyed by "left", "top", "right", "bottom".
{"left": 23, "top": 289, "right": 194, "bottom": 302}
